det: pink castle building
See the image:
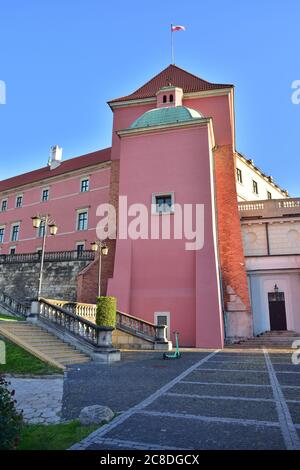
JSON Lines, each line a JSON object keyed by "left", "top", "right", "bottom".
{"left": 1, "top": 65, "right": 297, "bottom": 348}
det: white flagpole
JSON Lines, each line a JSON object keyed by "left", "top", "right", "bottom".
{"left": 171, "top": 24, "right": 175, "bottom": 64}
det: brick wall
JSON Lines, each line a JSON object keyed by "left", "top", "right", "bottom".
{"left": 214, "top": 144, "right": 251, "bottom": 311}
{"left": 77, "top": 239, "right": 115, "bottom": 303}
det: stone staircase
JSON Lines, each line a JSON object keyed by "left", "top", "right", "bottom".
{"left": 227, "top": 330, "right": 300, "bottom": 349}
{"left": 0, "top": 321, "right": 90, "bottom": 369}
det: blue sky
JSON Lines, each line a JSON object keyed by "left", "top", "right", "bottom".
{"left": 0, "top": 0, "right": 299, "bottom": 195}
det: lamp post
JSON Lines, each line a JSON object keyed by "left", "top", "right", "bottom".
{"left": 91, "top": 241, "right": 109, "bottom": 297}
{"left": 32, "top": 214, "right": 58, "bottom": 299}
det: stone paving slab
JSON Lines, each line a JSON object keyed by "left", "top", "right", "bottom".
{"left": 274, "top": 364, "right": 300, "bottom": 372}
{"left": 213, "top": 353, "right": 265, "bottom": 360}
{"left": 201, "top": 361, "right": 267, "bottom": 370}
{"left": 96, "top": 413, "right": 285, "bottom": 450}
{"left": 282, "top": 387, "right": 300, "bottom": 401}
{"left": 287, "top": 402, "right": 300, "bottom": 425}
{"left": 144, "top": 394, "right": 278, "bottom": 422}
{"left": 7, "top": 376, "right": 63, "bottom": 424}
{"left": 187, "top": 369, "right": 270, "bottom": 385}
{"left": 269, "top": 354, "right": 296, "bottom": 364}
{"left": 277, "top": 373, "right": 300, "bottom": 387}
{"left": 172, "top": 382, "right": 274, "bottom": 399}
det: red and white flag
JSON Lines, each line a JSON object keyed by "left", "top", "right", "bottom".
{"left": 171, "top": 25, "right": 186, "bottom": 32}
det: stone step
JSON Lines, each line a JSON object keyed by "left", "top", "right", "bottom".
{"left": 0, "top": 322, "right": 90, "bottom": 369}
{"left": 59, "top": 357, "right": 90, "bottom": 365}
{"left": 46, "top": 350, "right": 85, "bottom": 358}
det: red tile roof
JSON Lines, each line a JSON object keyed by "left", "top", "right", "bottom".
{"left": 109, "top": 64, "right": 233, "bottom": 104}
{"left": 0, "top": 147, "right": 111, "bottom": 193}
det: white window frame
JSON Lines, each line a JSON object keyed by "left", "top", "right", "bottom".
{"left": 76, "top": 241, "right": 86, "bottom": 253}
{"left": 0, "top": 225, "right": 5, "bottom": 243}
{"left": 151, "top": 192, "right": 175, "bottom": 215}
{"left": 9, "top": 246, "right": 17, "bottom": 254}
{"left": 41, "top": 187, "right": 49, "bottom": 202}
{"left": 76, "top": 208, "right": 89, "bottom": 231}
{"left": 15, "top": 194, "right": 23, "bottom": 208}
{"left": 80, "top": 177, "right": 90, "bottom": 193}
{"left": 154, "top": 312, "right": 171, "bottom": 339}
{"left": 1, "top": 198, "right": 8, "bottom": 212}
{"left": 10, "top": 223, "right": 20, "bottom": 242}
{"left": 236, "top": 167, "right": 243, "bottom": 185}
{"left": 252, "top": 180, "right": 259, "bottom": 195}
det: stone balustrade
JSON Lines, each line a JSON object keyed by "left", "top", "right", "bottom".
{"left": 0, "top": 290, "right": 29, "bottom": 317}
{"left": 0, "top": 250, "right": 95, "bottom": 264}
{"left": 47, "top": 298, "right": 168, "bottom": 344}
{"left": 238, "top": 197, "right": 300, "bottom": 218}
{"left": 36, "top": 298, "right": 117, "bottom": 354}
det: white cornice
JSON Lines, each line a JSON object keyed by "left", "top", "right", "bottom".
{"left": 117, "top": 117, "right": 212, "bottom": 138}
{"left": 108, "top": 97, "right": 156, "bottom": 110}
{"left": 183, "top": 88, "right": 233, "bottom": 99}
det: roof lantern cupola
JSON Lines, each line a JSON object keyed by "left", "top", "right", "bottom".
{"left": 156, "top": 82, "right": 183, "bottom": 109}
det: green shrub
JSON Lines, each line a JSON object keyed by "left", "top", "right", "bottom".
{"left": 0, "top": 374, "right": 23, "bottom": 450}
{"left": 96, "top": 296, "right": 116, "bottom": 328}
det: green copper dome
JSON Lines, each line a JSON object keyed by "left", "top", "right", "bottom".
{"left": 130, "top": 106, "right": 203, "bottom": 129}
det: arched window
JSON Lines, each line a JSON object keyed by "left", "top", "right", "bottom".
{"left": 163, "top": 95, "right": 167, "bottom": 103}
{"left": 169, "top": 94, "right": 174, "bottom": 102}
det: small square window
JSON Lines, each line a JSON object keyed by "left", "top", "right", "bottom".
{"left": 10, "top": 247, "right": 16, "bottom": 255}
{"left": 16, "top": 195, "right": 23, "bottom": 208}
{"left": 152, "top": 193, "right": 174, "bottom": 214}
{"left": 1, "top": 200, "right": 7, "bottom": 211}
{"left": 42, "top": 189, "right": 49, "bottom": 201}
{"left": 252, "top": 180, "right": 259, "bottom": 195}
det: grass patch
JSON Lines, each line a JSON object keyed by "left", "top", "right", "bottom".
{"left": 17, "top": 420, "right": 98, "bottom": 450}
{"left": 0, "top": 313, "right": 24, "bottom": 322}
{"left": 0, "top": 338, "right": 62, "bottom": 375}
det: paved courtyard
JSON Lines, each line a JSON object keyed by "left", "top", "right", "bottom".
{"left": 68, "top": 349, "right": 300, "bottom": 450}
{"left": 7, "top": 376, "right": 63, "bottom": 424}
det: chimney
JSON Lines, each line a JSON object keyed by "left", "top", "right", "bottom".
{"left": 49, "top": 145, "right": 63, "bottom": 170}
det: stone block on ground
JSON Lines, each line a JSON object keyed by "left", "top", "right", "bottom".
{"left": 79, "top": 405, "right": 114, "bottom": 425}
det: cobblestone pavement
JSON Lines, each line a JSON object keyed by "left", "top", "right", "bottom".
{"left": 7, "top": 376, "right": 63, "bottom": 424}
{"left": 69, "top": 350, "right": 300, "bottom": 450}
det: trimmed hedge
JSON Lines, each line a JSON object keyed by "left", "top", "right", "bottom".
{"left": 96, "top": 296, "right": 116, "bottom": 328}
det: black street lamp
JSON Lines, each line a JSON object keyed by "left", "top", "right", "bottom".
{"left": 32, "top": 214, "right": 58, "bottom": 298}
{"left": 91, "top": 241, "right": 109, "bottom": 297}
